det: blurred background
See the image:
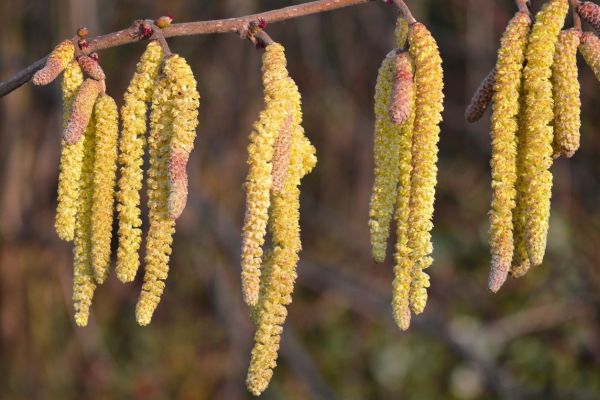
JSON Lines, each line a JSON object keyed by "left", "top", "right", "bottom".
{"left": 1, "top": 0, "right": 600, "bottom": 399}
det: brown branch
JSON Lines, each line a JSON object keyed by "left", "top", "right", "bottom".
{"left": 391, "top": 0, "right": 417, "bottom": 24}
{"left": 515, "top": 0, "right": 530, "bottom": 14}
{"left": 0, "top": 0, "right": 385, "bottom": 98}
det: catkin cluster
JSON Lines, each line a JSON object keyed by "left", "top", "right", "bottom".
{"left": 466, "top": 0, "right": 600, "bottom": 291}
{"left": 35, "top": 40, "right": 119, "bottom": 325}
{"left": 242, "top": 42, "right": 317, "bottom": 396}
{"left": 38, "top": 30, "right": 199, "bottom": 326}
{"left": 368, "top": 17, "right": 444, "bottom": 330}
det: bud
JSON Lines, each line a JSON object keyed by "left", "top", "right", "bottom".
{"left": 155, "top": 15, "right": 173, "bottom": 29}
{"left": 465, "top": 68, "right": 495, "bottom": 123}
{"left": 77, "top": 26, "right": 89, "bottom": 38}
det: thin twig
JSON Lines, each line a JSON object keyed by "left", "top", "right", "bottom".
{"left": 569, "top": 0, "right": 582, "bottom": 31}
{"left": 392, "top": 0, "right": 417, "bottom": 24}
{"left": 515, "top": 0, "right": 530, "bottom": 14}
{"left": 149, "top": 22, "right": 173, "bottom": 57}
{"left": 0, "top": 0, "right": 380, "bottom": 98}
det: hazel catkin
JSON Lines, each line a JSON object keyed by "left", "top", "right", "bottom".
{"left": 64, "top": 78, "right": 102, "bottom": 145}
{"left": 552, "top": 29, "right": 582, "bottom": 159}
{"left": 369, "top": 52, "right": 404, "bottom": 263}
{"left": 576, "top": 1, "right": 600, "bottom": 35}
{"left": 116, "top": 41, "right": 163, "bottom": 283}
{"left": 241, "top": 43, "right": 291, "bottom": 307}
{"left": 78, "top": 55, "right": 106, "bottom": 81}
{"left": 90, "top": 94, "right": 119, "bottom": 284}
{"left": 406, "top": 22, "right": 444, "bottom": 315}
{"left": 579, "top": 31, "right": 600, "bottom": 82}
{"left": 520, "top": 0, "right": 568, "bottom": 267}
{"left": 465, "top": 68, "right": 495, "bottom": 123}
{"left": 55, "top": 61, "right": 84, "bottom": 241}
{"left": 32, "top": 40, "right": 75, "bottom": 85}
{"left": 488, "top": 11, "right": 531, "bottom": 292}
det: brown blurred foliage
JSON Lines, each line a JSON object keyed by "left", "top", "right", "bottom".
{"left": 1, "top": 0, "right": 600, "bottom": 399}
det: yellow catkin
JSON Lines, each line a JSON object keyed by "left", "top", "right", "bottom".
{"left": 396, "top": 17, "right": 409, "bottom": 49}
{"left": 166, "top": 56, "right": 200, "bottom": 220}
{"left": 135, "top": 62, "right": 175, "bottom": 326}
{"left": 511, "top": 94, "right": 531, "bottom": 278}
{"left": 407, "top": 22, "right": 444, "bottom": 315}
{"left": 73, "top": 115, "right": 97, "bottom": 327}
{"left": 116, "top": 41, "right": 163, "bottom": 283}
{"left": 488, "top": 11, "right": 531, "bottom": 292}
{"left": 520, "top": 0, "right": 568, "bottom": 267}
{"left": 552, "top": 29, "right": 581, "bottom": 158}
{"left": 241, "top": 43, "right": 290, "bottom": 307}
{"left": 579, "top": 31, "right": 600, "bottom": 81}
{"left": 369, "top": 52, "right": 403, "bottom": 263}
{"left": 246, "top": 77, "right": 316, "bottom": 397}
{"left": 391, "top": 66, "right": 416, "bottom": 331}
{"left": 55, "top": 61, "right": 84, "bottom": 241}
{"left": 91, "top": 95, "right": 119, "bottom": 284}
{"left": 32, "top": 40, "right": 74, "bottom": 85}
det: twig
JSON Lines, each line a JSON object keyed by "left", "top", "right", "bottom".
{"left": 515, "top": 0, "right": 530, "bottom": 14}
{"left": 569, "top": 0, "right": 582, "bottom": 31}
{"left": 0, "top": 0, "right": 381, "bottom": 98}
{"left": 149, "top": 22, "right": 173, "bottom": 57}
{"left": 391, "top": 0, "right": 417, "bottom": 24}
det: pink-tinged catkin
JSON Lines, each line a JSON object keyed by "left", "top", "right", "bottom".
{"left": 64, "top": 79, "right": 102, "bottom": 145}
{"left": 77, "top": 55, "right": 106, "bottom": 81}
{"left": 167, "top": 151, "right": 189, "bottom": 220}
{"left": 390, "top": 51, "right": 415, "bottom": 125}
{"left": 270, "top": 111, "right": 294, "bottom": 194}
{"left": 579, "top": 31, "right": 600, "bottom": 81}
{"left": 577, "top": 2, "right": 600, "bottom": 34}
{"left": 466, "top": 68, "right": 495, "bottom": 123}
{"left": 32, "top": 40, "right": 75, "bottom": 85}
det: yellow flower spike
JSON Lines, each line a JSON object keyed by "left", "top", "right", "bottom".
{"left": 91, "top": 94, "right": 119, "bottom": 284}
{"left": 488, "top": 11, "right": 531, "bottom": 293}
{"left": 511, "top": 95, "right": 531, "bottom": 278}
{"left": 580, "top": 31, "right": 600, "bottom": 81}
{"left": 241, "top": 43, "right": 290, "bottom": 307}
{"left": 552, "top": 29, "right": 582, "bottom": 159}
{"left": 163, "top": 55, "right": 200, "bottom": 220}
{"left": 407, "top": 22, "right": 444, "bottom": 315}
{"left": 116, "top": 41, "right": 163, "bottom": 283}
{"left": 521, "top": 0, "right": 568, "bottom": 267}
{"left": 32, "top": 40, "right": 75, "bottom": 85}
{"left": 247, "top": 77, "right": 316, "bottom": 397}
{"left": 55, "top": 61, "right": 84, "bottom": 241}
{"left": 135, "top": 69, "right": 175, "bottom": 326}
{"left": 392, "top": 84, "right": 415, "bottom": 331}
{"left": 73, "top": 115, "right": 97, "bottom": 327}
{"left": 396, "top": 17, "right": 409, "bottom": 49}
{"left": 369, "top": 52, "right": 403, "bottom": 263}
{"left": 64, "top": 78, "right": 102, "bottom": 144}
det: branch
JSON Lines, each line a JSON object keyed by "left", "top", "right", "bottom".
{"left": 0, "top": 0, "right": 390, "bottom": 98}
{"left": 569, "top": 0, "right": 582, "bottom": 31}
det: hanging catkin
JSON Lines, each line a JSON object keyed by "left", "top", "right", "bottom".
{"left": 520, "top": 0, "right": 568, "bottom": 267}
{"left": 406, "top": 22, "right": 444, "bottom": 315}
{"left": 64, "top": 79, "right": 102, "bottom": 144}
{"left": 241, "top": 43, "right": 290, "bottom": 307}
{"left": 90, "top": 94, "right": 119, "bottom": 283}
{"left": 552, "top": 29, "right": 582, "bottom": 159}
{"left": 55, "top": 61, "right": 84, "bottom": 241}
{"left": 488, "top": 11, "right": 531, "bottom": 292}
{"left": 391, "top": 52, "right": 415, "bottom": 331}
{"left": 465, "top": 68, "right": 495, "bottom": 123}
{"left": 369, "top": 52, "right": 403, "bottom": 263}
{"left": 136, "top": 54, "right": 199, "bottom": 326}
{"left": 577, "top": 1, "right": 600, "bottom": 34}
{"left": 116, "top": 41, "right": 163, "bottom": 283}
{"left": 246, "top": 77, "right": 317, "bottom": 397}
{"left": 72, "top": 115, "right": 97, "bottom": 327}
{"left": 579, "top": 31, "right": 600, "bottom": 82}
{"left": 32, "top": 40, "right": 74, "bottom": 86}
